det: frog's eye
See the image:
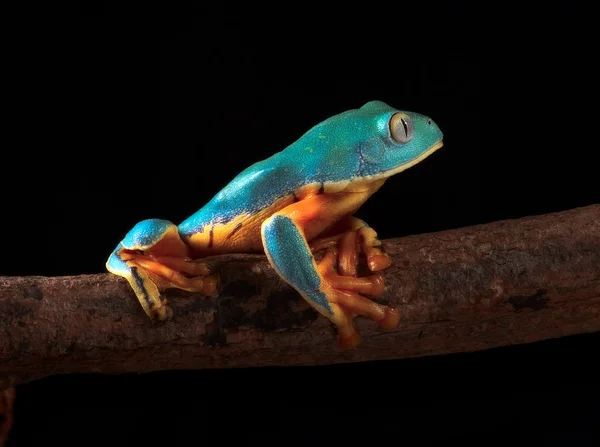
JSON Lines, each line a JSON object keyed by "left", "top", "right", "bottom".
{"left": 389, "top": 112, "right": 414, "bottom": 144}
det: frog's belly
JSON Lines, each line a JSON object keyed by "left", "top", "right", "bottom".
{"left": 182, "top": 194, "right": 297, "bottom": 256}
{"left": 183, "top": 183, "right": 381, "bottom": 258}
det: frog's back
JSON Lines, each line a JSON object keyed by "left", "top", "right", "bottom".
{"left": 177, "top": 153, "right": 308, "bottom": 239}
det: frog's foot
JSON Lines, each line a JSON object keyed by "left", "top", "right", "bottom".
{"left": 107, "top": 248, "right": 172, "bottom": 320}
{"left": 317, "top": 247, "right": 400, "bottom": 349}
{"left": 355, "top": 223, "right": 392, "bottom": 272}
{"left": 310, "top": 217, "right": 392, "bottom": 276}
{"left": 106, "top": 219, "right": 219, "bottom": 320}
{"left": 121, "top": 252, "right": 219, "bottom": 297}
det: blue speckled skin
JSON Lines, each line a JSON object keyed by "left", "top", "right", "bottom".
{"left": 178, "top": 100, "right": 442, "bottom": 236}
{"left": 262, "top": 215, "right": 333, "bottom": 315}
{"left": 122, "top": 219, "right": 173, "bottom": 250}
{"left": 106, "top": 243, "right": 129, "bottom": 273}
{"left": 106, "top": 100, "right": 443, "bottom": 345}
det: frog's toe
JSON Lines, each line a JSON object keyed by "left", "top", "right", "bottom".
{"left": 311, "top": 224, "right": 393, "bottom": 275}
{"left": 329, "top": 294, "right": 399, "bottom": 351}
{"left": 330, "top": 289, "right": 400, "bottom": 332}
{"left": 328, "top": 270, "right": 386, "bottom": 297}
{"left": 366, "top": 252, "right": 392, "bottom": 272}
{"left": 151, "top": 302, "right": 173, "bottom": 321}
{"left": 358, "top": 226, "right": 392, "bottom": 272}
{"left": 336, "top": 318, "right": 362, "bottom": 351}
{"left": 318, "top": 247, "right": 386, "bottom": 297}
{"left": 338, "top": 230, "right": 359, "bottom": 276}
{"left": 123, "top": 254, "right": 220, "bottom": 296}
{"left": 189, "top": 273, "right": 219, "bottom": 296}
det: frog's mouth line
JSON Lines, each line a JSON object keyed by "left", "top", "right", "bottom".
{"left": 382, "top": 139, "right": 444, "bottom": 177}
{"left": 343, "top": 139, "right": 444, "bottom": 188}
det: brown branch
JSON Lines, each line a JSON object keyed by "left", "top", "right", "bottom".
{"left": 1, "top": 205, "right": 599, "bottom": 388}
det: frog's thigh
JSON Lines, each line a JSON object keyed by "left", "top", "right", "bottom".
{"left": 261, "top": 212, "right": 337, "bottom": 318}
{"left": 260, "top": 194, "right": 349, "bottom": 316}
{"left": 260, "top": 195, "right": 400, "bottom": 350}
{"left": 261, "top": 210, "right": 362, "bottom": 348}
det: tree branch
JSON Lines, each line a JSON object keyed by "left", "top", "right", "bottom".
{"left": 1, "top": 205, "right": 599, "bottom": 388}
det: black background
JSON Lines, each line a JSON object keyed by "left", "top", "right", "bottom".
{"left": 2, "top": 5, "right": 599, "bottom": 446}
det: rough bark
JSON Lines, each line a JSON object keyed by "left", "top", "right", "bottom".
{"left": 1, "top": 205, "right": 599, "bottom": 388}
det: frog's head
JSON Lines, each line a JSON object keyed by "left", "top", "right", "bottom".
{"left": 348, "top": 100, "right": 443, "bottom": 178}
{"left": 313, "top": 100, "right": 443, "bottom": 180}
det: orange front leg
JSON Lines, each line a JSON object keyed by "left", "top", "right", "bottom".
{"left": 310, "top": 216, "right": 392, "bottom": 276}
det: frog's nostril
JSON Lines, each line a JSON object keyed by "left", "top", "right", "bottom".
{"left": 427, "top": 119, "right": 432, "bottom": 125}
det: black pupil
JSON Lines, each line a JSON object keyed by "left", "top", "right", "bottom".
{"left": 400, "top": 118, "right": 409, "bottom": 136}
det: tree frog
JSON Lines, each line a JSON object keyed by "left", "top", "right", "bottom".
{"left": 106, "top": 100, "right": 443, "bottom": 350}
